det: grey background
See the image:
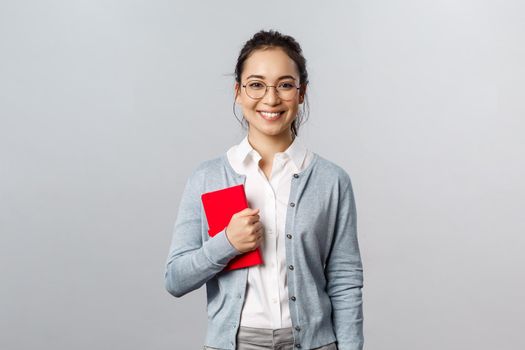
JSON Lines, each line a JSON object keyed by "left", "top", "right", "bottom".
{"left": 1, "top": 1, "right": 524, "bottom": 349}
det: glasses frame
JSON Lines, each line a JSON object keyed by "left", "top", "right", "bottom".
{"left": 241, "top": 80, "right": 301, "bottom": 101}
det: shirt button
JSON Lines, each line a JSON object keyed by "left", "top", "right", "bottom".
{"left": 286, "top": 234, "right": 292, "bottom": 239}
{"left": 293, "top": 174, "right": 299, "bottom": 178}
{"left": 288, "top": 265, "right": 294, "bottom": 270}
{"left": 272, "top": 298, "right": 278, "bottom": 303}
{"left": 290, "top": 296, "right": 296, "bottom": 301}
{"left": 290, "top": 202, "right": 295, "bottom": 207}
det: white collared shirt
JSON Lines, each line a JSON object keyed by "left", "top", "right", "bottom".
{"left": 226, "top": 135, "right": 315, "bottom": 329}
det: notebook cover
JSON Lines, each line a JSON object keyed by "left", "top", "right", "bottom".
{"left": 201, "top": 184, "right": 263, "bottom": 271}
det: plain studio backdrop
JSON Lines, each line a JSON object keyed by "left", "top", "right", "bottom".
{"left": 1, "top": 1, "right": 524, "bottom": 349}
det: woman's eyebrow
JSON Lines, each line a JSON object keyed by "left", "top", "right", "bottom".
{"left": 246, "top": 74, "right": 296, "bottom": 80}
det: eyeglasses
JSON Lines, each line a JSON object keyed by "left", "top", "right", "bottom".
{"left": 241, "top": 80, "right": 300, "bottom": 100}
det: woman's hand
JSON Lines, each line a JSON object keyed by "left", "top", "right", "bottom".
{"left": 225, "top": 208, "right": 263, "bottom": 253}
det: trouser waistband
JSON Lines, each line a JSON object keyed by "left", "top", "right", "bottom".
{"left": 237, "top": 326, "right": 294, "bottom": 347}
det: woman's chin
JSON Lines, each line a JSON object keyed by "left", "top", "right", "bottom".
{"left": 252, "top": 126, "right": 292, "bottom": 139}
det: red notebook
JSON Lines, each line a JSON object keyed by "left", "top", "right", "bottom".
{"left": 201, "top": 184, "right": 263, "bottom": 271}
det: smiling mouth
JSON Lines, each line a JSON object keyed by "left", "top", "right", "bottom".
{"left": 258, "top": 110, "right": 285, "bottom": 120}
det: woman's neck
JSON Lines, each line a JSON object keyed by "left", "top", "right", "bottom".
{"left": 247, "top": 131, "right": 294, "bottom": 162}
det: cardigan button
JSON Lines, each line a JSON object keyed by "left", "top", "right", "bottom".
{"left": 290, "top": 296, "right": 296, "bottom": 301}
{"left": 294, "top": 326, "right": 301, "bottom": 331}
{"left": 295, "top": 344, "right": 301, "bottom": 348}
{"left": 288, "top": 265, "right": 294, "bottom": 270}
{"left": 286, "top": 234, "right": 292, "bottom": 239}
{"left": 290, "top": 202, "right": 295, "bottom": 207}
{"left": 293, "top": 174, "right": 299, "bottom": 178}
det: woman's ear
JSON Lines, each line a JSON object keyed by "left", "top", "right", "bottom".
{"left": 299, "top": 83, "right": 307, "bottom": 104}
{"left": 234, "top": 82, "right": 241, "bottom": 104}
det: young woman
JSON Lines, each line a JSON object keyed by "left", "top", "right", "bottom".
{"left": 165, "top": 30, "right": 364, "bottom": 350}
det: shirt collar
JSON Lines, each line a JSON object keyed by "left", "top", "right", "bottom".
{"left": 235, "top": 135, "right": 308, "bottom": 172}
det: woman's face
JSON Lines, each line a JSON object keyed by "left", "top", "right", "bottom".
{"left": 235, "top": 48, "right": 305, "bottom": 140}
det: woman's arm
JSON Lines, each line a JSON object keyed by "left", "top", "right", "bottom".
{"left": 164, "top": 168, "right": 241, "bottom": 298}
{"left": 325, "top": 176, "right": 364, "bottom": 350}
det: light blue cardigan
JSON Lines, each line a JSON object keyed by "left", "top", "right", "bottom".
{"left": 164, "top": 152, "right": 364, "bottom": 350}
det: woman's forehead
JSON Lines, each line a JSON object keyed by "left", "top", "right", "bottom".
{"left": 242, "top": 48, "right": 299, "bottom": 80}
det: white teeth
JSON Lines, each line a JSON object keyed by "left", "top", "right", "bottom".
{"left": 260, "top": 111, "right": 282, "bottom": 118}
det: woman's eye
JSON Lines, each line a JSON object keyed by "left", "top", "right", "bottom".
{"left": 280, "top": 82, "right": 294, "bottom": 89}
{"left": 248, "top": 82, "right": 264, "bottom": 89}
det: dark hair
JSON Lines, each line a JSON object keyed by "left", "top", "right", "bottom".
{"left": 233, "top": 29, "right": 310, "bottom": 139}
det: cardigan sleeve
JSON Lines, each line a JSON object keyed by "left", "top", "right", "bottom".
{"left": 325, "top": 176, "right": 364, "bottom": 350}
{"left": 164, "top": 167, "right": 242, "bottom": 298}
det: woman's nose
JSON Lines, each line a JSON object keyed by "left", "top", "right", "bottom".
{"left": 263, "top": 86, "right": 281, "bottom": 104}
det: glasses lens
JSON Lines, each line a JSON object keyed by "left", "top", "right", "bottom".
{"left": 277, "top": 82, "right": 298, "bottom": 100}
{"left": 246, "top": 81, "right": 266, "bottom": 99}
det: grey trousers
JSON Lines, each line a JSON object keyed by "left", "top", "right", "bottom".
{"left": 204, "top": 326, "right": 338, "bottom": 350}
